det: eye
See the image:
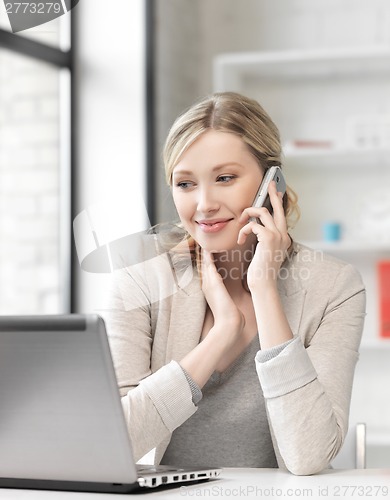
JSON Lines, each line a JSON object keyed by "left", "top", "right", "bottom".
{"left": 217, "top": 175, "right": 236, "bottom": 183}
{"left": 176, "top": 181, "right": 194, "bottom": 190}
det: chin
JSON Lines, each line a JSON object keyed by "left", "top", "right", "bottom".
{"left": 196, "top": 237, "right": 240, "bottom": 254}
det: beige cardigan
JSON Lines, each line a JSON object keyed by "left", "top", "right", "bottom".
{"left": 102, "top": 234, "right": 366, "bottom": 476}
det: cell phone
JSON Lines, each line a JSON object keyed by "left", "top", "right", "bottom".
{"left": 252, "top": 166, "right": 286, "bottom": 215}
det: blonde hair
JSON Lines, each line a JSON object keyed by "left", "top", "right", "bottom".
{"left": 163, "top": 92, "right": 300, "bottom": 229}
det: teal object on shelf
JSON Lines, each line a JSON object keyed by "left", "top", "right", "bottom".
{"left": 323, "top": 222, "right": 341, "bottom": 242}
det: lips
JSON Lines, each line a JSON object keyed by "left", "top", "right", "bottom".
{"left": 196, "top": 218, "right": 233, "bottom": 233}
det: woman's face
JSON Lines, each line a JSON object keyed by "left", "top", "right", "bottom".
{"left": 172, "top": 129, "right": 264, "bottom": 253}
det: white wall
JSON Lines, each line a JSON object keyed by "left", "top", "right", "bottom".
{"left": 154, "top": 0, "right": 201, "bottom": 223}
{"left": 73, "top": 0, "right": 146, "bottom": 312}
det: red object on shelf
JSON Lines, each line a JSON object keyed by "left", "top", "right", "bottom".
{"left": 378, "top": 260, "right": 390, "bottom": 338}
{"left": 291, "top": 139, "right": 333, "bottom": 149}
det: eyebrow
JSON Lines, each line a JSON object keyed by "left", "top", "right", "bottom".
{"left": 173, "top": 163, "right": 244, "bottom": 176}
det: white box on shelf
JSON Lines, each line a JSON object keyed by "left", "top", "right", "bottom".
{"left": 346, "top": 114, "right": 390, "bottom": 149}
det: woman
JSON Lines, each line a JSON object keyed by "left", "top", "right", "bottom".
{"left": 104, "top": 92, "right": 366, "bottom": 475}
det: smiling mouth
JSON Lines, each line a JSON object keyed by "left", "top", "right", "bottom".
{"left": 196, "top": 219, "right": 233, "bottom": 233}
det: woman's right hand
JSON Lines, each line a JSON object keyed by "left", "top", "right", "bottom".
{"left": 200, "top": 249, "right": 245, "bottom": 344}
{"left": 179, "top": 248, "right": 245, "bottom": 388}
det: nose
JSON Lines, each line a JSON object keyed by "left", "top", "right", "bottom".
{"left": 196, "top": 186, "right": 220, "bottom": 214}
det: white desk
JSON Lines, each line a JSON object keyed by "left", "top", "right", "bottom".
{"left": 0, "top": 469, "right": 389, "bottom": 499}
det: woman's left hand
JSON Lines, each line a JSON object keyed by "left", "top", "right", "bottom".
{"left": 237, "top": 180, "right": 291, "bottom": 291}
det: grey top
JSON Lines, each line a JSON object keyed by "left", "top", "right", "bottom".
{"left": 162, "top": 336, "right": 295, "bottom": 468}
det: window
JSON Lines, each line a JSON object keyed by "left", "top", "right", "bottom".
{"left": 0, "top": 11, "right": 71, "bottom": 313}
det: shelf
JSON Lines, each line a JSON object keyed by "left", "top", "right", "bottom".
{"left": 360, "top": 339, "right": 390, "bottom": 350}
{"left": 214, "top": 45, "right": 390, "bottom": 89}
{"left": 366, "top": 429, "right": 390, "bottom": 446}
{"left": 283, "top": 146, "right": 390, "bottom": 169}
{"left": 300, "top": 241, "right": 390, "bottom": 254}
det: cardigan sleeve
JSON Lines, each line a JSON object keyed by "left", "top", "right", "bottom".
{"left": 101, "top": 265, "right": 198, "bottom": 462}
{"left": 255, "top": 262, "right": 366, "bottom": 475}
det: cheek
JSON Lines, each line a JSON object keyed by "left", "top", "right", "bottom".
{"left": 244, "top": 176, "right": 264, "bottom": 208}
{"left": 237, "top": 189, "right": 257, "bottom": 212}
{"left": 173, "top": 194, "right": 192, "bottom": 221}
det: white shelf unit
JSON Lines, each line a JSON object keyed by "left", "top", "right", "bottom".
{"left": 214, "top": 46, "right": 390, "bottom": 164}
{"left": 214, "top": 46, "right": 390, "bottom": 87}
{"left": 213, "top": 46, "right": 390, "bottom": 346}
{"left": 283, "top": 146, "right": 390, "bottom": 169}
{"left": 302, "top": 240, "right": 390, "bottom": 253}
{"left": 301, "top": 240, "right": 390, "bottom": 350}
{"left": 360, "top": 339, "right": 390, "bottom": 350}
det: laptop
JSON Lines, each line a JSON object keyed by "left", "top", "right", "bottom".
{"left": 0, "top": 314, "right": 222, "bottom": 493}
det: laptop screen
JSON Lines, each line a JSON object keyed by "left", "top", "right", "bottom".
{"left": 0, "top": 314, "right": 137, "bottom": 486}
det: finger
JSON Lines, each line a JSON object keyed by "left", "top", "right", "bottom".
{"left": 201, "top": 249, "right": 221, "bottom": 285}
{"left": 202, "top": 249, "right": 220, "bottom": 273}
{"left": 200, "top": 248, "right": 213, "bottom": 278}
{"left": 268, "top": 181, "right": 288, "bottom": 232}
{"left": 202, "top": 248, "right": 213, "bottom": 267}
{"left": 239, "top": 206, "right": 275, "bottom": 227}
{"left": 200, "top": 249, "right": 235, "bottom": 313}
{"left": 237, "top": 220, "right": 266, "bottom": 245}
